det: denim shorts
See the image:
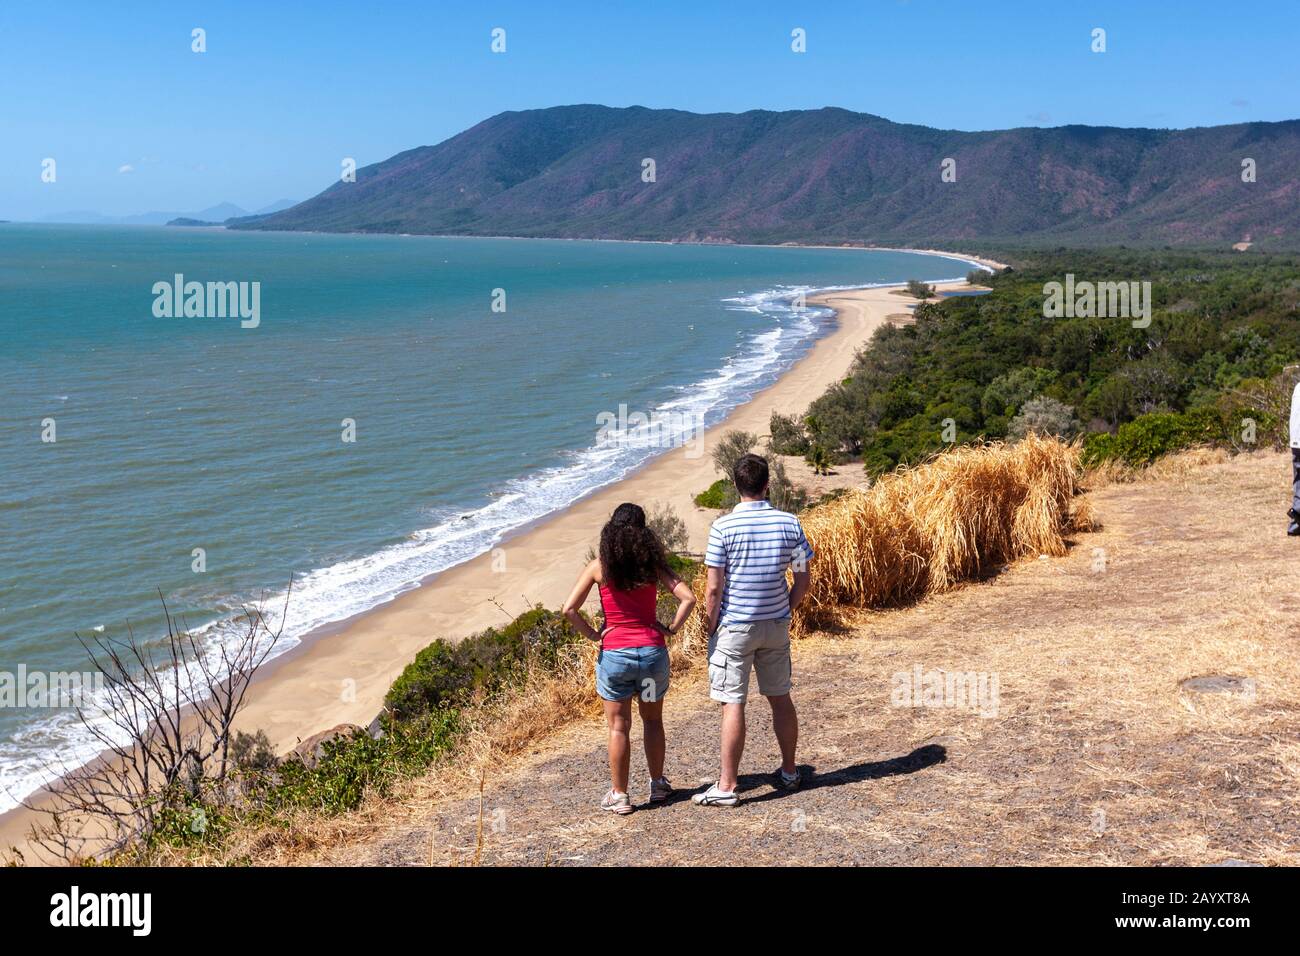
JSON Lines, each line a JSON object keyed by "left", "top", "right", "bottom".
{"left": 596, "top": 645, "right": 671, "bottom": 702}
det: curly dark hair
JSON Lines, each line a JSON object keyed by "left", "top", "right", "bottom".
{"left": 599, "top": 502, "right": 669, "bottom": 592}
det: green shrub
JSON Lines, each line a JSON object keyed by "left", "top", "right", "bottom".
{"left": 1118, "top": 411, "right": 1213, "bottom": 466}
{"left": 1212, "top": 374, "right": 1288, "bottom": 449}
{"left": 145, "top": 785, "right": 234, "bottom": 850}
{"left": 1083, "top": 399, "right": 1281, "bottom": 468}
{"left": 1225, "top": 405, "right": 1282, "bottom": 450}
{"left": 242, "top": 600, "right": 576, "bottom": 823}
{"left": 1084, "top": 409, "right": 1222, "bottom": 467}
{"left": 384, "top": 606, "right": 577, "bottom": 719}
{"left": 647, "top": 502, "right": 688, "bottom": 552}
{"left": 982, "top": 367, "right": 1058, "bottom": 418}
{"left": 711, "top": 430, "right": 758, "bottom": 478}
{"left": 769, "top": 411, "right": 811, "bottom": 455}
{"left": 665, "top": 552, "right": 699, "bottom": 578}
{"left": 694, "top": 478, "right": 733, "bottom": 509}
{"left": 1008, "top": 395, "right": 1080, "bottom": 440}
{"left": 137, "top": 706, "right": 465, "bottom": 854}
{"left": 261, "top": 710, "right": 461, "bottom": 815}
{"left": 1080, "top": 431, "right": 1118, "bottom": 467}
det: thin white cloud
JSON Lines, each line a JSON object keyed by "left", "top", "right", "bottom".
{"left": 118, "top": 164, "right": 134, "bottom": 174}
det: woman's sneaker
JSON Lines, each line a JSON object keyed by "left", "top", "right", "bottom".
{"left": 691, "top": 783, "right": 738, "bottom": 807}
{"left": 601, "top": 789, "right": 634, "bottom": 815}
{"left": 649, "top": 777, "right": 673, "bottom": 803}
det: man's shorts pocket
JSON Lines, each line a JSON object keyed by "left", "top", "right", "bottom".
{"left": 708, "top": 648, "right": 752, "bottom": 704}
{"left": 708, "top": 649, "right": 729, "bottom": 695}
{"left": 713, "top": 622, "right": 754, "bottom": 656}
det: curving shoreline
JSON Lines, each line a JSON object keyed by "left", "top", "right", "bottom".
{"left": 0, "top": 249, "right": 1000, "bottom": 856}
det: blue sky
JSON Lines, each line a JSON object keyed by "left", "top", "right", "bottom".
{"left": 4, "top": 0, "right": 1297, "bottom": 220}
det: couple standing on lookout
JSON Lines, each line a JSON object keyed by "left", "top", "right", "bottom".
{"left": 563, "top": 453, "right": 814, "bottom": 813}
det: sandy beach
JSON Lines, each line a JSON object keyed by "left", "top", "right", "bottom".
{"left": 1, "top": 260, "right": 999, "bottom": 857}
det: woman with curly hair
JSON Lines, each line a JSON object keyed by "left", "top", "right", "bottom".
{"left": 562, "top": 502, "right": 696, "bottom": 814}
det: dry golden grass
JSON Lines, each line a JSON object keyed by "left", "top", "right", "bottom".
{"left": 1083, "top": 445, "right": 1231, "bottom": 489}
{"left": 469, "top": 642, "right": 600, "bottom": 762}
{"left": 684, "top": 436, "right": 1089, "bottom": 643}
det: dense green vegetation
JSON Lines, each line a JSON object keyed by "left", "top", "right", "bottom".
{"left": 385, "top": 607, "right": 578, "bottom": 720}
{"left": 777, "top": 249, "right": 1300, "bottom": 474}
{"left": 144, "top": 707, "right": 464, "bottom": 855}
{"left": 694, "top": 479, "right": 730, "bottom": 509}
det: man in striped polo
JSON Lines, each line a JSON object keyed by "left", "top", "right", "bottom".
{"left": 693, "top": 453, "right": 813, "bottom": 807}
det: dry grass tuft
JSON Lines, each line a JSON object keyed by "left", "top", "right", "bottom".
{"left": 455, "top": 641, "right": 602, "bottom": 781}
{"left": 685, "top": 436, "right": 1087, "bottom": 642}
{"left": 1084, "top": 446, "right": 1231, "bottom": 489}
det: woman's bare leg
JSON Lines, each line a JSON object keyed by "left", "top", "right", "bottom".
{"left": 603, "top": 697, "right": 633, "bottom": 793}
{"left": 636, "top": 696, "right": 666, "bottom": 780}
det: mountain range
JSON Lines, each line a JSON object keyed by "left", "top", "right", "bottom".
{"left": 231, "top": 105, "right": 1300, "bottom": 248}
{"left": 39, "top": 199, "right": 298, "bottom": 227}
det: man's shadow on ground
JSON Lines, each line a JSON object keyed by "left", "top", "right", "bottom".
{"left": 643, "top": 744, "right": 946, "bottom": 810}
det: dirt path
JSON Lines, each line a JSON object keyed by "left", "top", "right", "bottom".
{"left": 314, "top": 451, "right": 1300, "bottom": 866}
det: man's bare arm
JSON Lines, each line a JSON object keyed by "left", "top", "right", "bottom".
{"left": 789, "top": 570, "right": 811, "bottom": 612}
{"left": 704, "top": 565, "right": 725, "bottom": 636}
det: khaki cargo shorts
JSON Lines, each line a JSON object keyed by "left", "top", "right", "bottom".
{"left": 707, "top": 618, "right": 793, "bottom": 704}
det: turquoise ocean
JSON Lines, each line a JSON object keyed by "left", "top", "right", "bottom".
{"left": 0, "top": 224, "right": 979, "bottom": 809}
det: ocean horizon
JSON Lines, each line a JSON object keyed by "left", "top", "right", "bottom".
{"left": 0, "top": 224, "right": 978, "bottom": 810}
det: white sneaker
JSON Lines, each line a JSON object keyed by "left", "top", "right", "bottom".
{"left": 691, "top": 783, "right": 738, "bottom": 807}
{"left": 601, "top": 789, "right": 634, "bottom": 815}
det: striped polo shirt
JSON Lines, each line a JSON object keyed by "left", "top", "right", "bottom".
{"left": 705, "top": 499, "right": 814, "bottom": 626}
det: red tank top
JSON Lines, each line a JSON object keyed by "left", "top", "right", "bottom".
{"left": 598, "top": 581, "right": 663, "bottom": 649}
